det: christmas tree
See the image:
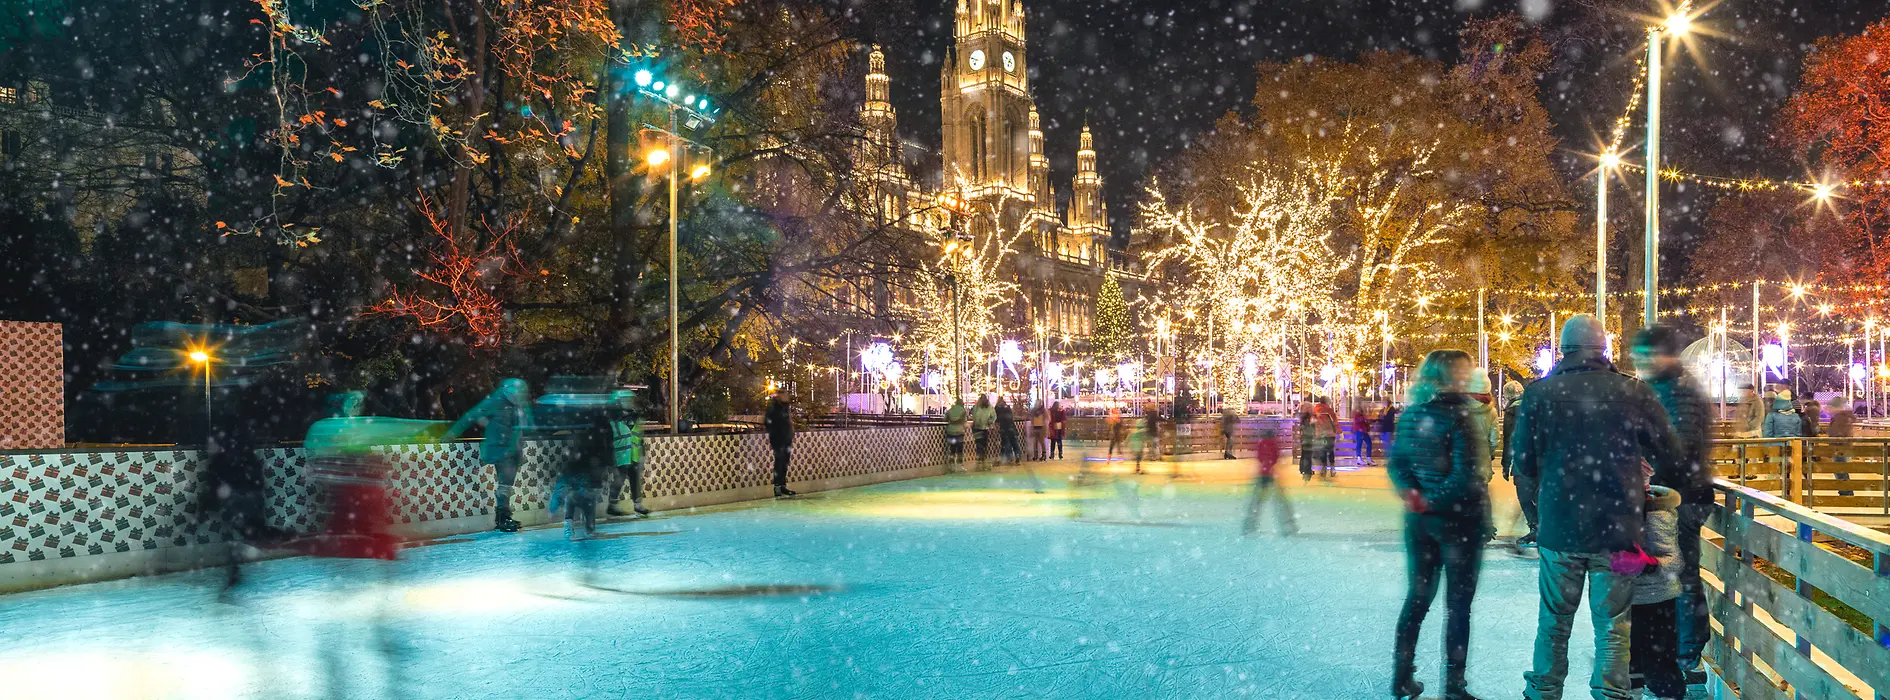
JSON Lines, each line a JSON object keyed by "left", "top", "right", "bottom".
{"left": 1089, "top": 276, "right": 1134, "bottom": 362}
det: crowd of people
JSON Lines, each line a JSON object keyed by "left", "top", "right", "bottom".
{"left": 1385, "top": 315, "right": 1717, "bottom": 700}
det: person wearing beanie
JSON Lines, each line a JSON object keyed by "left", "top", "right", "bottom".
{"left": 1762, "top": 390, "right": 1802, "bottom": 438}
{"left": 1509, "top": 315, "right": 1683, "bottom": 700}
{"left": 1826, "top": 396, "right": 1856, "bottom": 437}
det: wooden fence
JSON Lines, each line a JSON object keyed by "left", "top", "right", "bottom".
{"left": 1705, "top": 480, "right": 1890, "bottom": 700}
{"left": 1712, "top": 439, "right": 1890, "bottom": 518}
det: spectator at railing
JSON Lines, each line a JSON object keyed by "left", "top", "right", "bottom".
{"left": 1826, "top": 396, "right": 1855, "bottom": 437}
{"left": 1733, "top": 385, "right": 1765, "bottom": 438}
{"left": 1762, "top": 390, "right": 1802, "bottom": 438}
{"left": 1798, "top": 398, "right": 1821, "bottom": 438}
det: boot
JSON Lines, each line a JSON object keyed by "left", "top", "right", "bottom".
{"left": 1391, "top": 654, "right": 1421, "bottom": 699}
{"left": 1443, "top": 664, "right": 1478, "bottom": 699}
{"left": 774, "top": 487, "right": 797, "bottom": 498}
{"left": 633, "top": 501, "right": 651, "bottom": 517}
{"left": 495, "top": 506, "right": 521, "bottom": 533}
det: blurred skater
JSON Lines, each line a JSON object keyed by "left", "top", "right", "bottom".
{"left": 445, "top": 379, "right": 532, "bottom": 533}
{"left": 553, "top": 410, "right": 614, "bottom": 542}
{"left": 1389, "top": 349, "right": 1492, "bottom": 700}
{"left": 1105, "top": 403, "right": 1126, "bottom": 458}
{"left": 764, "top": 391, "right": 797, "bottom": 497}
{"left": 1628, "top": 475, "right": 1685, "bottom": 700}
{"left": 1352, "top": 407, "right": 1375, "bottom": 466}
{"left": 1312, "top": 397, "right": 1338, "bottom": 480}
{"left": 1241, "top": 426, "right": 1297, "bottom": 536}
{"left": 1221, "top": 407, "right": 1239, "bottom": 459}
{"left": 1499, "top": 380, "right": 1538, "bottom": 552}
{"left": 1133, "top": 405, "right": 1161, "bottom": 474}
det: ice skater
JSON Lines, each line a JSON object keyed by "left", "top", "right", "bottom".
{"left": 1241, "top": 426, "right": 1296, "bottom": 536}
{"left": 971, "top": 394, "right": 996, "bottom": 470}
{"left": 1628, "top": 474, "right": 1685, "bottom": 700}
{"left": 944, "top": 397, "right": 968, "bottom": 469}
{"left": 445, "top": 379, "right": 532, "bottom": 533}
{"left": 995, "top": 397, "right": 1021, "bottom": 465}
{"left": 1048, "top": 400, "right": 1067, "bottom": 460}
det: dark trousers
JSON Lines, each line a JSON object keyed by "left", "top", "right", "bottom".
{"left": 947, "top": 434, "right": 965, "bottom": 462}
{"left": 1516, "top": 473, "right": 1540, "bottom": 540}
{"left": 1049, "top": 434, "right": 1064, "bottom": 459}
{"left": 605, "top": 462, "right": 645, "bottom": 505}
{"left": 1394, "top": 513, "right": 1485, "bottom": 691}
{"left": 1674, "top": 501, "right": 1713, "bottom": 669}
{"left": 1630, "top": 601, "right": 1685, "bottom": 699}
{"left": 493, "top": 452, "right": 521, "bottom": 520}
{"left": 973, "top": 429, "right": 991, "bottom": 466}
{"left": 771, "top": 446, "right": 791, "bottom": 489}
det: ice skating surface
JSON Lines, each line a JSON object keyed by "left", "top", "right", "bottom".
{"left": 0, "top": 453, "right": 1603, "bottom": 699}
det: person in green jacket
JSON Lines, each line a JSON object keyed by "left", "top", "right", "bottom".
{"left": 607, "top": 390, "right": 650, "bottom": 517}
{"left": 445, "top": 378, "right": 532, "bottom": 533}
{"left": 944, "top": 397, "right": 968, "bottom": 467}
{"left": 971, "top": 395, "right": 997, "bottom": 470}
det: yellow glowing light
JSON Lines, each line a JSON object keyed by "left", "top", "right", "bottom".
{"left": 690, "top": 164, "right": 712, "bottom": 180}
{"left": 1812, "top": 183, "right": 1836, "bottom": 201}
{"left": 1663, "top": 12, "right": 1692, "bottom": 35}
{"left": 1789, "top": 284, "right": 1808, "bottom": 298}
{"left": 645, "top": 148, "right": 670, "bottom": 167}
{"left": 1600, "top": 152, "right": 1622, "bottom": 169}
{"left": 1818, "top": 304, "right": 1834, "bottom": 315}
{"left": 187, "top": 350, "right": 210, "bottom": 363}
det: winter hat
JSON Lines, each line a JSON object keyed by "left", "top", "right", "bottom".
{"left": 1503, "top": 380, "right": 1524, "bottom": 396}
{"left": 1466, "top": 371, "right": 1491, "bottom": 394}
{"left": 1560, "top": 314, "right": 1608, "bottom": 352}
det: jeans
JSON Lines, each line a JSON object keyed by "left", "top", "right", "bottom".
{"left": 1358, "top": 432, "right": 1374, "bottom": 461}
{"left": 771, "top": 446, "right": 791, "bottom": 489}
{"left": 1524, "top": 549, "right": 1635, "bottom": 700}
{"left": 1630, "top": 601, "right": 1684, "bottom": 699}
{"left": 1394, "top": 513, "right": 1486, "bottom": 692}
{"left": 1049, "top": 434, "right": 1064, "bottom": 459}
{"left": 1674, "top": 501, "right": 1713, "bottom": 669}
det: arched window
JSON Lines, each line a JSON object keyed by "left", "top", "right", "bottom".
{"left": 968, "top": 112, "right": 987, "bottom": 180}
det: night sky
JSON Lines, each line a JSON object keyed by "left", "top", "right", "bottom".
{"left": 848, "top": 0, "right": 1884, "bottom": 255}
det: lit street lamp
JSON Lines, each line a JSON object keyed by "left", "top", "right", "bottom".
{"left": 632, "top": 67, "right": 718, "bottom": 433}
{"left": 1643, "top": 2, "right": 1698, "bottom": 326}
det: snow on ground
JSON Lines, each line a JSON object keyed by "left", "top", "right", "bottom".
{"left": 0, "top": 451, "right": 1601, "bottom": 699}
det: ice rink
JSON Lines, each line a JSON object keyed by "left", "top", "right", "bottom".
{"left": 0, "top": 453, "right": 1605, "bottom": 699}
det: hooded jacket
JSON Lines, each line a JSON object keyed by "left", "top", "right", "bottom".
{"left": 1762, "top": 398, "right": 1802, "bottom": 438}
{"left": 446, "top": 381, "right": 532, "bottom": 464}
{"left": 764, "top": 398, "right": 795, "bottom": 449}
{"left": 1507, "top": 350, "right": 1682, "bottom": 554}
{"left": 1634, "top": 486, "right": 1684, "bottom": 605}
{"left": 1387, "top": 392, "right": 1491, "bottom": 522}
{"left": 1644, "top": 366, "right": 1716, "bottom": 504}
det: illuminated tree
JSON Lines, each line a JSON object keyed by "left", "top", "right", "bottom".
{"left": 1090, "top": 275, "right": 1135, "bottom": 363}
{"left": 1779, "top": 17, "right": 1890, "bottom": 288}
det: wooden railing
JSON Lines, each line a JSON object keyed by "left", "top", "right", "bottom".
{"left": 1705, "top": 480, "right": 1890, "bottom": 700}
{"left": 1712, "top": 439, "right": 1890, "bottom": 517}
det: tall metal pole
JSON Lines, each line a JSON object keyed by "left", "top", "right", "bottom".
{"left": 1751, "top": 281, "right": 1762, "bottom": 393}
{"left": 1644, "top": 29, "right": 1663, "bottom": 327}
{"left": 1477, "top": 287, "right": 1488, "bottom": 378}
{"left": 1719, "top": 307, "right": 1729, "bottom": 419}
{"left": 951, "top": 277, "right": 964, "bottom": 402}
{"left": 1597, "top": 166, "right": 1609, "bottom": 319}
{"left": 668, "top": 107, "right": 681, "bottom": 433}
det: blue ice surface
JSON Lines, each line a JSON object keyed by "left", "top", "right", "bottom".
{"left": 0, "top": 452, "right": 1601, "bottom": 699}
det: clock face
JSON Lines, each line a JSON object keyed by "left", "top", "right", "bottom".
{"left": 1002, "top": 51, "right": 1016, "bottom": 73}
{"left": 968, "top": 50, "right": 986, "bottom": 71}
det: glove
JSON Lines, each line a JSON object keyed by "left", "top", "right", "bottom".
{"left": 1610, "top": 546, "right": 1659, "bottom": 576}
{"left": 1399, "top": 488, "right": 1430, "bottom": 514}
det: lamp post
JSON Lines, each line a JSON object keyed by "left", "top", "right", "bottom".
{"left": 1597, "top": 152, "right": 1619, "bottom": 319}
{"left": 1644, "top": 5, "right": 1695, "bottom": 327}
{"left": 632, "top": 69, "right": 717, "bottom": 433}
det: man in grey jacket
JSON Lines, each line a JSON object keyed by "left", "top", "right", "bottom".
{"left": 1508, "top": 316, "right": 1682, "bottom": 700}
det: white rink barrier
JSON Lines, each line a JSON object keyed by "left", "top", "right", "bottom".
{"left": 0, "top": 425, "right": 949, "bottom": 592}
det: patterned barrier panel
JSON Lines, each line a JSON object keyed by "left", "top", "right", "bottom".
{"left": 1, "top": 425, "right": 946, "bottom": 586}
{"left": 0, "top": 321, "right": 63, "bottom": 450}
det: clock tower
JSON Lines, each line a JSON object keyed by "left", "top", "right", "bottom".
{"left": 940, "top": 0, "right": 1034, "bottom": 204}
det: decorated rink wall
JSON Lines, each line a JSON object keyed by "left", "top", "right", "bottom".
{"left": 0, "top": 425, "right": 948, "bottom": 592}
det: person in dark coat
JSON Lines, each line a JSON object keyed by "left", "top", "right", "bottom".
{"left": 1761, "top": 391, "right": 1802, "bottom": 438}
{"left": 763, "top": 392, "right": 797, "bottom": 497}
{"left": 1798, "top": 398, "right": 1821, "bottom": 438}
{"left": 1510, "top": 316, "right": 1682, "bottom": 700}
{"left": 995, "top": 397, "right": 1021, "bottom": 464}
{"left": 1048, "top": 401, "right": 1068, "bottom": 460}
{"left": 1388, "top": 349, "right": 1491, "bottom": 700}
{"left": 1630, "top": 325, "right": 1717, "bottom": 682}
{"left": 1826, "top": 396, "right": 1856, "bottom": 437}
{"left": 1500, "top": 379, "right": 1538, "bottom": 548}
